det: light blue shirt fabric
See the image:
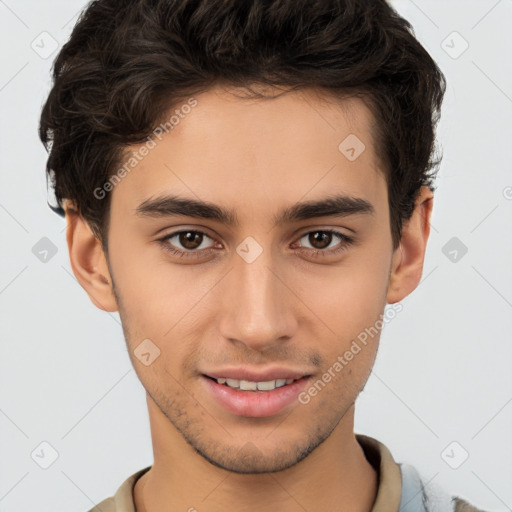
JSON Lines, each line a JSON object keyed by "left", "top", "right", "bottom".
{"left": 399, "top": 463, "right": 456, "bottom": 512}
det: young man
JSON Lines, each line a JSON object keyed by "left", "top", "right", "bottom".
{"left": 39, "top": 1, "right": 486, "bottom": 511}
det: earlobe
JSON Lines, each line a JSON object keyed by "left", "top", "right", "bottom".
{"left": 386, "top": 186, "right": 434, "bottom": 305}
{"left": 64, "top": 205, "right": 118, "bottom": 313}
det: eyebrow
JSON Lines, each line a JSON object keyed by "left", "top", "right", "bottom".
{"left": 134, "top": 193, "right": 375, "bottom": 227}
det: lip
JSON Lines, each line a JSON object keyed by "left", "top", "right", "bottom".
{"left": 202, "top": 374, "right": 312, "bottom": 417}
{"left": 203, "top": 366, "right": 310, "bottom": 382}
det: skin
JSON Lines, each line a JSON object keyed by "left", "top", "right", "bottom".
{"left": 65, "top": 84, "right": 433, "bottom": 512}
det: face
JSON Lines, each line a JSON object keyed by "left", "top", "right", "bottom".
{"left": 101, "top": 85, "right": 399, "bottom": 473}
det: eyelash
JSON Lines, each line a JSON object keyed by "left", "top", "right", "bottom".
{"left": 157, "top": 229, "right": 354, "bottom": 259}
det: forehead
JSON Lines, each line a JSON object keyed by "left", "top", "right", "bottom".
{"left": 110, "top": 85, "right": 388, "bottom": 222}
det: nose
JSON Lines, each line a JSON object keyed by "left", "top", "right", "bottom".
{"left": 218, "top": 247, "right": 299, "bottom": 352}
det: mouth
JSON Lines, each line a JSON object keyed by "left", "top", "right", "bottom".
{"left": 202, "top": 374, "right": 312, "bottom": 417}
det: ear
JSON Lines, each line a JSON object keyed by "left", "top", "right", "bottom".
{"left": 64, "top": 202, "right": 118, "bottom": 312}
{"left": 386, "top": 186, "right": 434, "bottom": 304}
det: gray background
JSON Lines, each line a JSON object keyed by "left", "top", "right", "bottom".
{"left": 1, "top": 0, "right": 511, "bottom": 511}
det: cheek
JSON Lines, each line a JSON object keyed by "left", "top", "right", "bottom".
{"left": 288, "top": 255, "right": 390, "bottom": 384}
{"left": 110, "top": 252, "right": 209, "bottom": 374}
{"left": 109, "top": 239, "right": 192, "bottom": 329}
{"left": 294, "top": 258, "right": 389, "bottom": 334}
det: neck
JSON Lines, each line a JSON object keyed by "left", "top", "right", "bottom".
{"left": 134, "top": 395, "right": 378, "bottom": 512}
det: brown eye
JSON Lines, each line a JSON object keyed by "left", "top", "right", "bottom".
{"left": 296, "top": 229, "right": 354, "bottom": 257}
{"left": 158, "top": 230, "right": 217, "bottom": 258}
{"left": 179, "top": 231, "right": 204, "bottom": 250}
{"left": 307, "top": 231, "right": 333, "bottom": 249}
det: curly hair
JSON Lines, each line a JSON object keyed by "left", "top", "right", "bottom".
{"left": 39, "top": 0, "right": 446, "bottom": 255}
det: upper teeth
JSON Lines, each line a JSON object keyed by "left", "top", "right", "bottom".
{"left": 216, "top": 377, "right": 300, "bottom": 391}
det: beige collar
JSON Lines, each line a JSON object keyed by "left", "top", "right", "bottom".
{"left": 104, "top": 433, "right": 402, "bottom": 512}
